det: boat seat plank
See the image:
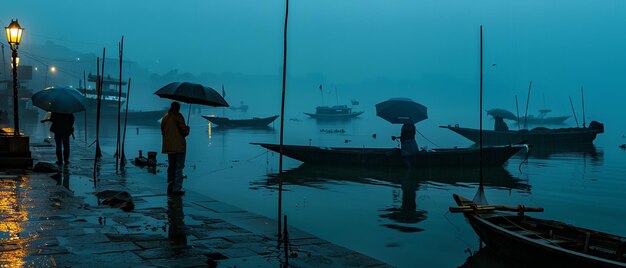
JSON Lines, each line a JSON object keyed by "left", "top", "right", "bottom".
{"left": 514, "top": 230, "right": 541, "bottom": 236}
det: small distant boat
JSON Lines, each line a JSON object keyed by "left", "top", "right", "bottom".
{"left": 451, "top": 194, "right": 626, "bottom": 268}
{"left": 252, "top": 143, "right": 524, "bottom": 168}
{"left": 304, "top": 105, "right": 363, "bottom": 119}
{"left": 440, "top": 121, "right": 604, "bottom": 146}
{"left": 202, "top": 115, "right": 278, "bottom": 127}
{"left": 229, "top": 102, "right": 249, "bottom": 113}
{"left": 518, "top": 109, "right": 570, "bottom": 125}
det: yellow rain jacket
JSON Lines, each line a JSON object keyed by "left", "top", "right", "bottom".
{"left": 161, "top": 111, "right": 190, "bottom": 154}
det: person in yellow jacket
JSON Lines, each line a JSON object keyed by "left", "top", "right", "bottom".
{"left": 161, "top": 102, "right": 190, "bottom": 195}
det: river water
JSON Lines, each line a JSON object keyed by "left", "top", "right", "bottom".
{"left": 42, "top": 104, "right": 626, "bottom": 267}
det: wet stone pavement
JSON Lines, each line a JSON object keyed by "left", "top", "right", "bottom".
{"left": 0, "top": 140, "right": 391, "bottom": 267}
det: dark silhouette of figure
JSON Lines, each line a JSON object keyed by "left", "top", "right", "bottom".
{"left": 167, "top": 196, "right": 187, "bottom": 246}
{"left": 400, "top": 123, "right": 419, "bottom": 168}
{"left": 42, "top": 112, "right": 75, "bottom": 165}
{"left": 494, "top": 116, "right": 509, "bottom": 131}
{"left": 161, "top": 102, "right": 190, "bottom": 195}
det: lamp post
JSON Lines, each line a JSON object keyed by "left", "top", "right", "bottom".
{"left": 6, "top": 19, "right": 23, "bottom": 135}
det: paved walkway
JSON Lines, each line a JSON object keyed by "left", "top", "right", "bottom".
{"left": 0, "top": 138, "right": 391, "bottom": 267}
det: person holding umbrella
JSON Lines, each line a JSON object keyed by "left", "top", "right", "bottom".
{"left": 32, "top": 86, "right": 86, "bottom": 165}
{"left": 41, "top": 113, "right": 75, "bottom": 165}
{"left": 161, "top": 102, "right": 190, "bottom": 195}
{"left": 376, "top": 98, "right": 428, "bottom": 168}
{"left": 155, "top": 82, "right": 228, "bottom": 195}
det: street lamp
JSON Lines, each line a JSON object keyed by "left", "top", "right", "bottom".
{"left": 6, "top": 19, "right": 23, "bottom": 135}
{"left": 9, "top": 56, "right": 19, "bottom": 68}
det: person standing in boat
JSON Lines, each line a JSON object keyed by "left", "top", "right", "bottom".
{"left": 400, "top": 123, "right": 419, "bottom": 168}
{"left": 494, "top": 116, "right": 509, "bottom": 131}
{"left": 41, "top": 112, "right": 75, "bottom": 165}
{"left": 161, "top": 102, "right": 190, "bottom": 196}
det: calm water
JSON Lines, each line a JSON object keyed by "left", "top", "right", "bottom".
{"left": 53, "top": 104, "right": 626, "bottom": 267}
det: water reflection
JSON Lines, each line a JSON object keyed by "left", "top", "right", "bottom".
{"left": 0, "top": 175, "right": 28, "bottom": 266}
{"left": 167, "top": 196, "right": 187, "bottom": 246}
{"left": 379, "top": 174, "right": 426, "bottom": 233}
{"left": 258, "top": 164, "right": 530, "bottom": 192}
{"left": 524, "top": 143, "right": 602, "bottom": 162}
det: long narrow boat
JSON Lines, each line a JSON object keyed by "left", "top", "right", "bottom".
{"left": 202, "top": 115, "right": 278, "bottom": 127}
{"left": 440, "top": 120, "right": 604, "bottom": 146}
{"left": 252, "top": 143, "right": 524, "bottom": 167}
{"left": 451, "top": 194, "right": 626, "bottom": 267}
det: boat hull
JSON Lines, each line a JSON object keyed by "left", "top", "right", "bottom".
{"left": 441, "top": 124, "right": 603, "bottom": 146}
{"left": 202, "top": 115, "right": 278, "bottom": 127}
{"left": 252, "top": 143, "right": 524, "bottom": 167}
{"left": 454, "top": 195, "right": 626, "bottom": 268}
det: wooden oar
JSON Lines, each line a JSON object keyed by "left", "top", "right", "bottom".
{"left": 450, "top": 205, "right": 544, "bottom": 213}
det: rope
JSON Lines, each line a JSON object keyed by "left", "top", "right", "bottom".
{"left": 518, "top": 145, "right": 530, "bottom": 173}
{"left": 416, "top": 129, "right": 441, "bottom": 148}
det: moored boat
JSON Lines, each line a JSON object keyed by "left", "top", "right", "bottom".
{"left": 252, "top": 143, "right": 525, "bottom": 168}
{"left": 451, "top": 194, "right": 626, "bottom": 268}
{"left": 304, "top": 105, "right": 363, "bottom": 119}
{"left": 202, "top": 115, "right": 278, "bottom": 127}
{"left": 440, "top": 121, "right": 604, "bottom": 146}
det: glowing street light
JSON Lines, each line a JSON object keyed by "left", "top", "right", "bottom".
{"left": 6, "top": 19, "right": 24, "bottom": 135}
{"left": 9, "top": 56, "right": 19, "bottom": 68}
{"left": 50, "top": 66, "right": 57, "bottom": 73}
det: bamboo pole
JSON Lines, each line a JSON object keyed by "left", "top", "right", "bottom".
{"left": 479, "top": 25, "right": 483, "bottom": 188}
{"left": 581, "top": 86, "right": 586, "bottom": 128}
{"left": 569, "top": 96, "right": 579, "bottom": 127}
{"left": 121, "top": 78, "right": 131, "bottom": 168}
{"left": 83, "top": 71, "right": 87, "bottom": 143}
{"left": 116, "top": 36, "right": 124, "bottom": 173}
{"left": 515, "top": 95, "right": 520, "bottom": 131}
{"left": 523, "top": 81, "right": 532, "bottom": 129}
{"left": 277, "top": 0, "right": 289, "bottom": 243}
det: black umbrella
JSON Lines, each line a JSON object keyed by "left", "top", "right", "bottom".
{"left": 155, "top": 82, "right": 229, "bottom": 124}
{"left": 376, "top": 98, "right": 428, "bottom": 124}
{"left": 154, "top": 82, "right": 229, "bottom": 107}
{"left": 32, "top": 86, "right": 87, "bottom": 113}
{"left": 486, "top": 108, "right": 517, "bottom": 120}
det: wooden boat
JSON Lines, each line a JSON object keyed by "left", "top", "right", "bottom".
{"left": 518, "top": 109, "right": 570, "bottom": 125}
{"left": 202, "top": 115, "right": 278, "bottom": 127}
{"left": 451, "top": 194, "right": 626, "bottom": 268}
{"left": 252, "top": 143, "right": 524, "bottom": 168}
{"left": 440, "top": 120, "right": 604, "bottom": 146}
{"left": 304, "top": 105, "right": 363, "bottom": 119}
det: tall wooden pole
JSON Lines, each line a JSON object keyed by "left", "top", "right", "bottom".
{"left": 523, "top": 81, "right": 532, "bottom": 129}
{"left": 116, "top": 36, "right": 124, "bottom": 172}
{"left": 479, "top": 25, "right": 483, "bottom": 187}
{"left": 277, "top": 0, "right": 289, "bottom": 242}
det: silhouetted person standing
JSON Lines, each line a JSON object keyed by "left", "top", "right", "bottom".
{"left": 400, "top": 123, "right": 419, "bottom": 168}
{"left": 42, "top": 112, "right": 74, "bottom": 165}
{"left": 494, "top": 116, "right": 509, "bottom": 131}
{"left": 161, "top": 102, "right": 190, "bottom": 195}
